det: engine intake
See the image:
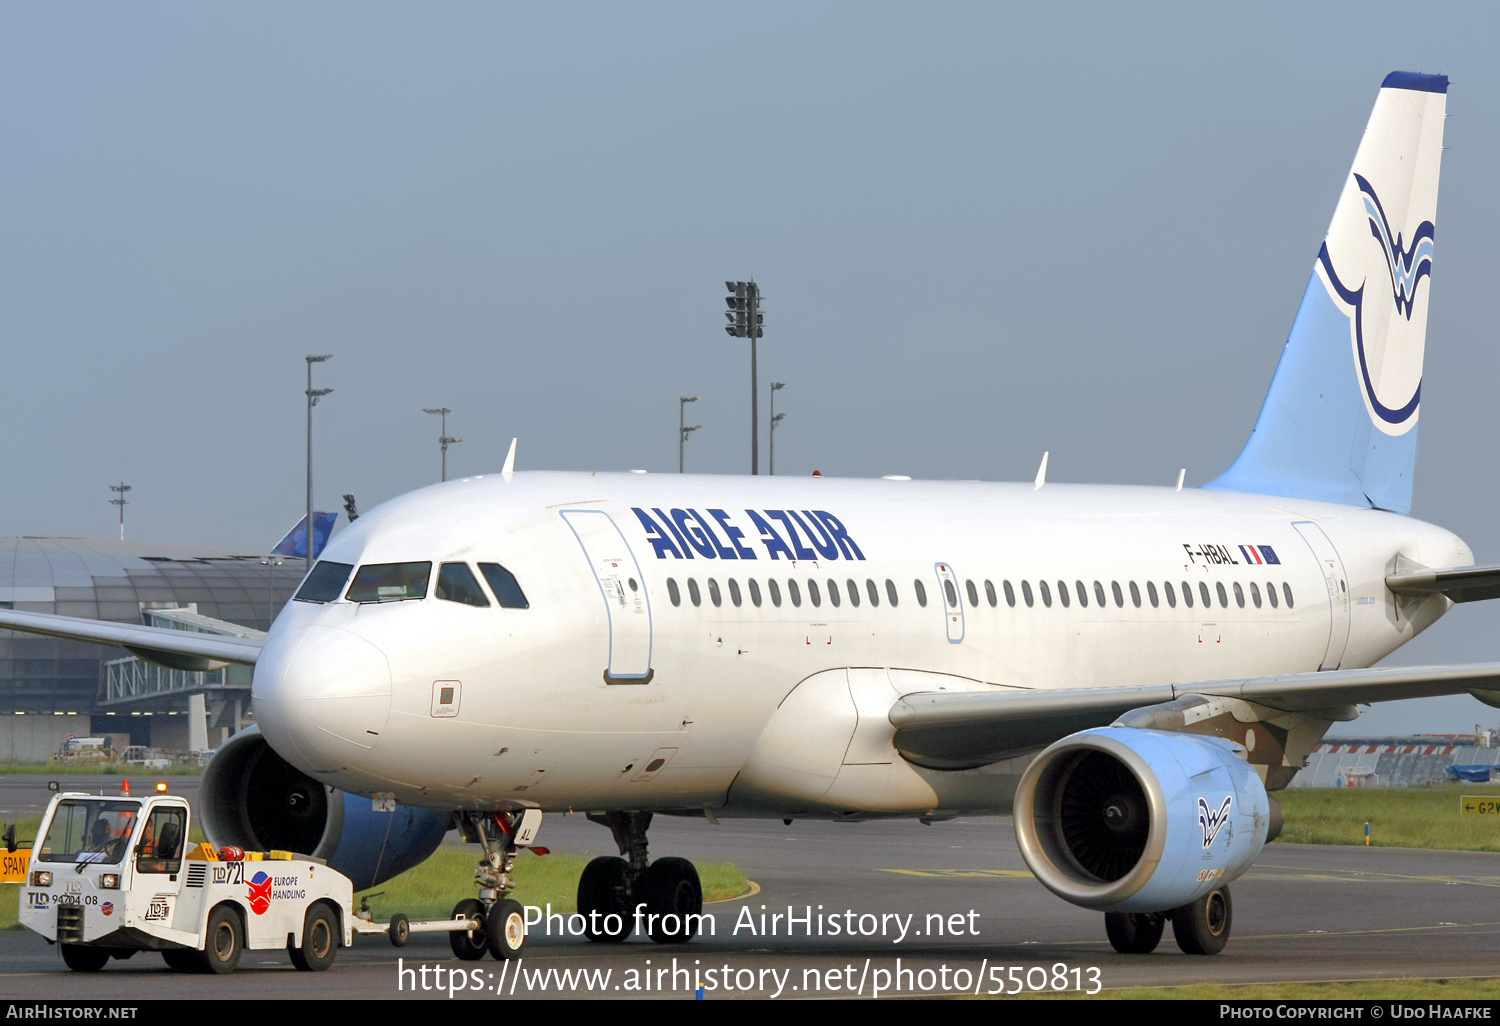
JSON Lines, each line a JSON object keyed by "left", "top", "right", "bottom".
{"left": 201, "top": 727, "right": 451, "bottom": 890}
{"left": 1014, "top": 727, "right": 1270, "bottom": 913}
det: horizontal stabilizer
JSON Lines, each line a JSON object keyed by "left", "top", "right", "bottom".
{"left": 271, "top": 512, "right": 338, "bottom": 559}
{"left": 0, "top": 608, "right": 262, "bottom": 668}
{"left": 891, "top": 661, "right": 1500, "bottom": 769}
{"left": 1386, "top": 564, "right": 1500, "bottom": 603}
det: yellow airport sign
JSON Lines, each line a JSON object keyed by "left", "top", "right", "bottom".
{"left": 0, "top": 849, "right": 32, "bottom": 884}
{"left": 1459, "top": 796, "right": 1500, "bottom": 817}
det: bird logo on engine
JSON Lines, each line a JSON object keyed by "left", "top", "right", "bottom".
{"left": 1198, "top": 795, "right": 1233, "bottom": 850}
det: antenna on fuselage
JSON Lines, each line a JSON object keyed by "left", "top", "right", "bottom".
{"left": 502, "top": 438, "right": 518, "bottom": 481}
{"left": 1176, "top": 468, "right": 1186, "bottom": 492}
{"left": 1034, "top": 451, "right": 1049, "bottom": 491}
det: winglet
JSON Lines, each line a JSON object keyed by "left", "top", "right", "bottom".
{"left": 502, "top": 437, "right": 517, "bottom": 480}
{"left": 1034, "top": 451, "right": 1048, "bottom": 491}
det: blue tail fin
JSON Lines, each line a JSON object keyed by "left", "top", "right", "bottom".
{"left": 1206, "top": 72, "right": 1447, "bottom": 514}
{"left": 271, "top": 513, "right": 338, "bottom": 559}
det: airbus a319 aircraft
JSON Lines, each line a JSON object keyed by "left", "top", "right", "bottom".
{"left": 8, "top": 70, "right": 1500, "bottom": 961}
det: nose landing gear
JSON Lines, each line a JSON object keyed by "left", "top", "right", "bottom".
{"left": 578, "top": 812, "right": 703, "bottom": 944}
{"left": 452, "top": 809, "right": 543, "bottom": 961}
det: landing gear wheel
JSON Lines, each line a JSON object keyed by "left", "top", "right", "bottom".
{"left": 60, "top": 945, "right": 110, "bottom": 972}
{"left": 641, "top": 856, "right": 703, "bottom": 944}
{"left": 449, "top": 898, "right": 489, "bottom": 961}
{"left": 197, "top": 905, "right": 244, "bottom": 974}
{"left": 389, "top": 913, "right": 410, "bottom": 948}
{"left": 289, "top": 902, "right": 338, "bottom": 972}
{"left": 162, "top": 948, "right": 198, "bottom": 971}
{"left": 1171, "top": 885, "right": 1232, "bottom": 955}
{"left": 1104, "top": 911, "right": 1165, "bottom": 954}
{"left": 486, "top": 898, "right": 527, "bottom": 960}
{"left": 578, "top": 855, "right": 631, "bottom": 943}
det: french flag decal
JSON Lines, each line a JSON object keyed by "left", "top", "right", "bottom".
{"left": 1239, "top": 545, "right": 1280, "bottom": 565}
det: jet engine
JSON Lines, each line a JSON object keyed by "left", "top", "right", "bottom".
{"left": 200, "top": 727, "right": 451, "bottom": 890}
{"left": 1012, "top": 727, "right": 1273, "bottom": 913}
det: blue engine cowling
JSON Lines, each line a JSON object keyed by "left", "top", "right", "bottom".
{"left": 1012, "top": 727, "right": 1271, "bottom": 913}
{"left": 200, "top": 726, "right": 451, "bottom": 891}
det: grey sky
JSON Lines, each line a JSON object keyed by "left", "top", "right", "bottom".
{"left": 3, "top": 3, "right": 1498, "bottom": 734}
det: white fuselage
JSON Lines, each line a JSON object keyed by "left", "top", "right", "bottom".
{"left": 250, "top": 472, "right": 1469, "bottom": 818}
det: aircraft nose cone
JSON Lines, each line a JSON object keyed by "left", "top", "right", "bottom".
{"left": 253, "top": 624, "right": 393, "bottom": 772}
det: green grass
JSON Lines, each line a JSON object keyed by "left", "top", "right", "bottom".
{"left": 355, "top": 847, "right": 750, "bottom": 921}
{"left": 1022, "top": 978, "right": 1500, "bottom": 999}
{"left": 0, "top": 761, "right": 204, "bottom": 776}
{"left": 1276, "top": 784, "right": 1500, "bottom": 851}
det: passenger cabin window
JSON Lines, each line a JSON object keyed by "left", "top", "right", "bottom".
{"left": 478, "top": 563, "right": 530, "bottom": 609}
{"left": 749, "top": 579, "right": 762, "bottom": 607}
{"left": 1250, "top": 582, "right": 1262, "bottom": 608}
{"left": 788, "top": 579, "right": 802, "bottom": 607}
{"left": 1094, "top": 581, "right": 1106, "bottom": 607}
{"left": 1164, "top": 581, "right": 1176, "bottom": 607}
{"left": 688, "top": 579, "right": 702, "bottom": 607}
{"left": 1283, "top": 583, "right": 1294, "bottom": 608}
{"left": 808, "top": 579, "right": 822, "bottom": 607}
{"left": 728, "top": 579, "right": 742, "bottom": 607}
{"left": 914, "top": 580, "right": 927, "bottom": 607}
{"left": 708, "top": 579, "right": 723, "bottom": 607}
{"left": 966, "top": 580, "right": 979, "bottom": 607}
{"left": 437, "top": 563, "right": 490, "bottom": 607}
{"left": 1056, "top": 580, "right": 1069, "bottom": 608}
{"left": 347, "top": 561, "right": 432, "bottom": 603}
{"left": 886, "top": 579, "right": 899, "bottom": 607}
{"left": 296, "top": 561, "right": 354, "bottom": 603}
{"left": 1039, "top": 580, "right": 1052, "bottom": 607}
{"left": 846, "top": 579, "right": 860, "bottom": 607}
{"left": 1216, "top": 582, "right": 1228, "bottom": 608}
{"left": 1199, "top": 582, "right": 1212, "bottom": 608}
{"left": 1021, "top": 580, "right": 1034, "bottom": 607}
{"left": 1233, "top": 582, "right": 1245, "bottom": 608}
{"left": 1076, "top": 580, "right": 1088, "bottom": 607}
{"left": 943, "top": 579, "right": 959, "bottom": 608}
{"left": 1147, "top": 581, "right": 1159, "bottom": 607}
{"left": 1111, "top": 581, "right": 1124, "bottom": 608}
{"left": 1267, "top": 582, "right": 1279, "bottom": 608}
{"left": 866, "top": 579, "right": 879, "bottom": 607}
{"left": 769, "top": 579, "right": 783, "bottom": 607}
{"left": 1181, "top": 581, "right": 1193, "bottom": 608}
{"left": 826, "top": 579, "right": 840, "bottom": 607}
{"left": 1129, "top": 581, "right": 1142, "bottom": 608}
{"left": 667, "top": 578, "right": 682, "bottom": 607}
{"left": 984, "top": 580, "right": 997, "bottom": 607}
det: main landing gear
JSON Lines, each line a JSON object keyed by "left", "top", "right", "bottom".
{"left": 450, "top": 810, "right": 537, "bottom": 962}
{"left": 577, "top": 812, "right": 703, "bottom": 944}
{"left": 1104, "top": 885, "right": 1232, "bottom": 956}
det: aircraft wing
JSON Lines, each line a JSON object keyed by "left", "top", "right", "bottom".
{"left": 1386, "top": 564, "right": 1500, "bottom": 603}
{"left": 890, "top": 663, "right": 1500, "bottom": 769}
{"left": 0, "top": 608, "right": 262, "bottom": 670}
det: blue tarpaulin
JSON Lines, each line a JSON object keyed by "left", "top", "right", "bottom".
{"left": 1447, "top": 765, "right": 1495, "bottom": 783}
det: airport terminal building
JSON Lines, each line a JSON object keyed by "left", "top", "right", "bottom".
{"left": 0, "top": 537, "right": 304, "bottom": 761}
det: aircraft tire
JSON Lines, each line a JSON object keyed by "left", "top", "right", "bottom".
{"left": 449, "top": 898, "right": 489, "bottom": 961}
{"left": 641, "top": 857, "right": 702, "bottom": 944}
{"left": 577, "top": 856, "right": 631, "bottom": 943}
{"left": 485, "top": 898, "right": 527, "bottom": 960}
{"left": 1104, "top": 912, "right": 1165, "bottom": 954}
{"left": 1171, "top": 886, "right": 1232, "bottom": 955}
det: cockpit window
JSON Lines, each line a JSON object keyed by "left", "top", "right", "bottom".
{"left": 478, "top": 563, "right": 530, "bottom": 609}
{"left": 295, "top": 561, "right": 354, "bottom": 603}
{"left": 346, "top": 562, "right": 432, "bottom": 603}
{"left": 436, "top": 563, "right": 491, "bottom": 607}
